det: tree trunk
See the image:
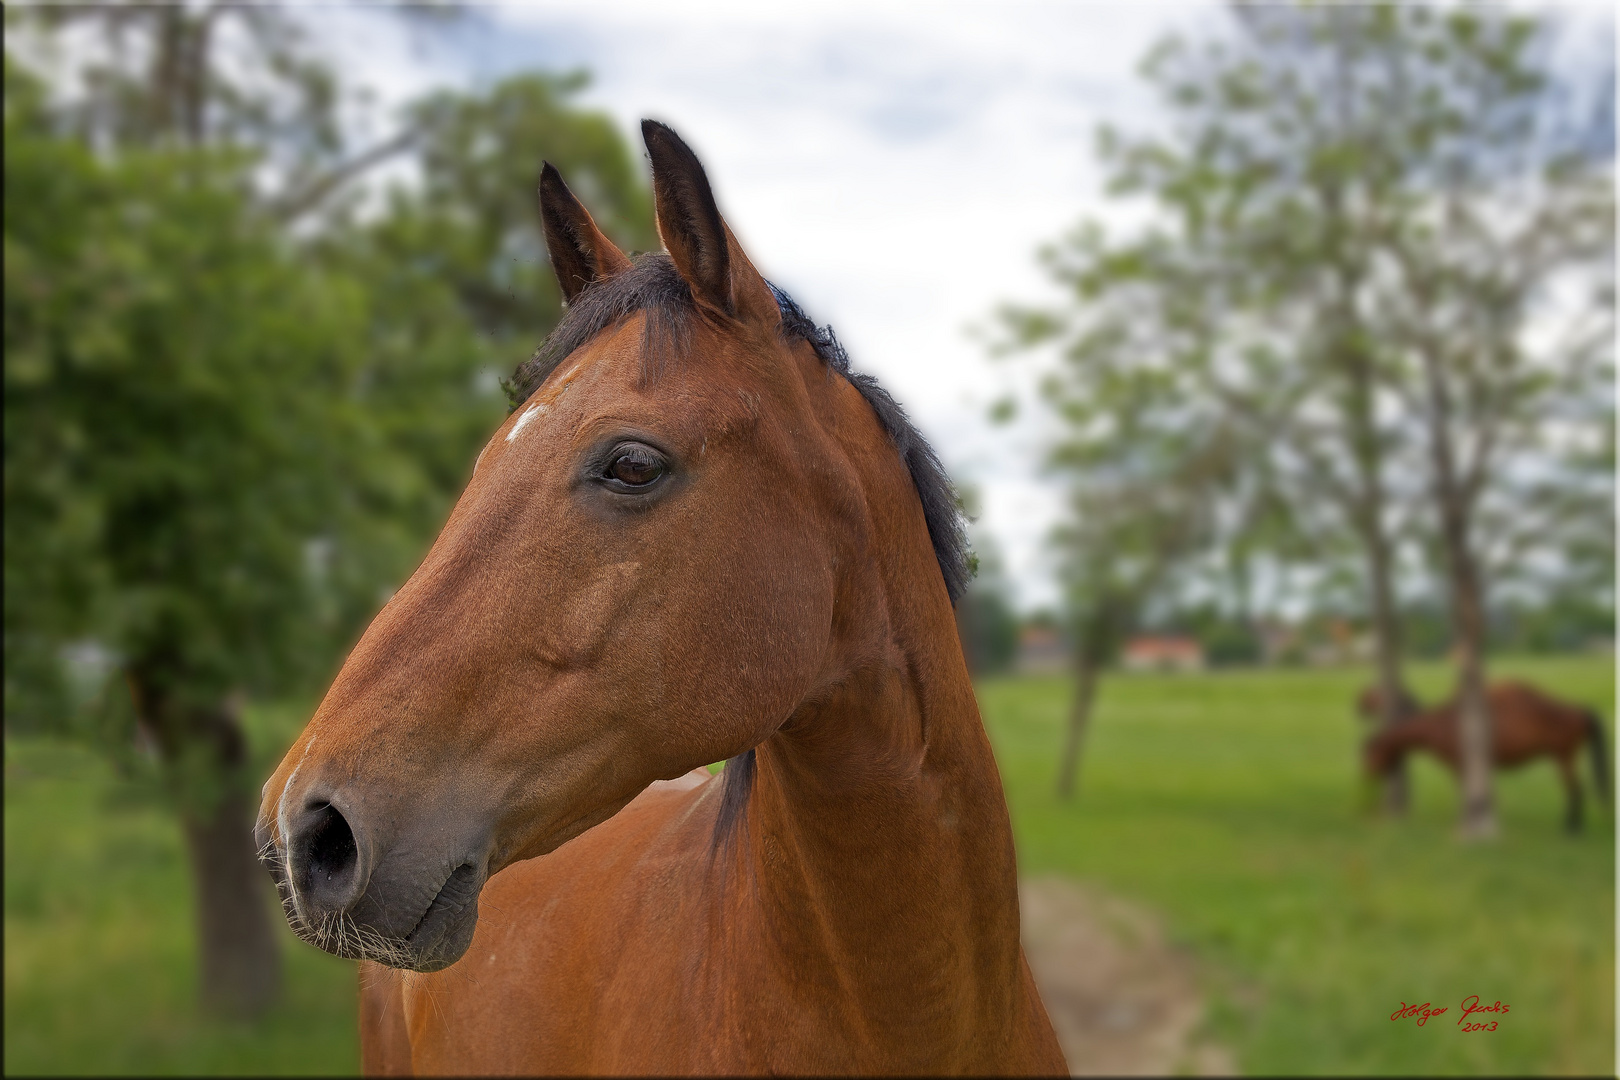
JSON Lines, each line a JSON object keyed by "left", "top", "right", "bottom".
{"left": 1329, "top": 218, "right": 1414, "bottom": 816}
{"left": 1056, "top": 648, "right": 1100, "bottom": 800}
{"left": 1417, "top": 350, "right": 1495, "bottom": 838}
{"left": 1365, "top": 526, "right": 1415, "bottom": 815}
{"left": 1341, "top": 362, "right": 1415, "bottom": 815}
{"left": 1443, "top": 528, "right": 1494, "bottom": 838}
{"left": 1317, "top": 150, "right": 1416, "bottom": 816}
{"left": 130, "top": 674, "right": 284, "bottom": 1017}
{"left": 180, "top": 785, "right": 284, "bottom": 1018}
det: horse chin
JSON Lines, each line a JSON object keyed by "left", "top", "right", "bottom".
{"left": 399, "top": 903, "right": 480, "bottom": 972}
{"left": 396, "top": 862, "right": 485, "bottom": 971}
{"left": 341, "top": 859, "right": 486, "bottom": 972}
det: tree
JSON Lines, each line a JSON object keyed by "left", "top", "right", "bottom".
{"left": 5, "top": 76, "right": 373, "bottom": 1014}
{"left": 5, "top": 9, "right": 655, "bottom": 1015}
{"left": 1077, "top": 5, "right": 1437, "bottom": 810}
{"left": 994, "top": 223, "right": 1267, "bottom": 798}
{"left": 998, "top": 3, "right": 1613, "bottom": 832}
{"left": 1370, "top": 9, "right": 1613, "bottom": 836}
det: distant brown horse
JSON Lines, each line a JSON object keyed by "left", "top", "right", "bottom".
{"left": 254, "top": 122, "right": 1066, "bottom": 1075}
{"left": 1360, "top": 682, "right": 1610, "bottom": 832}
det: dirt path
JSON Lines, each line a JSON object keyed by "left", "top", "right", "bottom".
{"left": 1020, "top": 877, "right": 1236, "bottom": 1076}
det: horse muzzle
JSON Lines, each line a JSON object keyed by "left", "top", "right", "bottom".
{"left": 256, "top": 786, "right": 489, "bottom": 973}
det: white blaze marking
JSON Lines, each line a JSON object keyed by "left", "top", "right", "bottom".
{"left": 505, "top": 403, "right": 547, "bottom": 443}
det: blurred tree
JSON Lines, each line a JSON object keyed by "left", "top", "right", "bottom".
{"left": 997, "top": 3, "right": 1613, "bottom": 834}
{"left": 336, "top": 72, "right": 656, "bottom": 417}
{"left": 1045, "top": 382, "right": 1255, "bottom": 800}
{"left": 955, "top": 576, "right": 1019, "bottom": 676}
{"left": 1493, "top": 593, "right": 1614, "bottom": 655}
{"left": 1369, "top": 10, "right": 1613, "bottom": 837}
{"left": 955, "top": 493, "right": 1020, "bottom": 677}
{"left": 1054, "top": 5, "right": 1434, "bottom": 812}
{"left": 5, "top": 7, "right": 653, "bottom": 1017}
{"left": 11, "top": 2, "right": 414, "bottom": 218}
{"left": 5, "top": 63, "right": 367, "bottom": 1016}
{"left": 994, "top": 264, "right": 1267, "bottom": 796}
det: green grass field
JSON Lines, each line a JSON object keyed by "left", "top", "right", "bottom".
{"left": 4, "top": 720, "right": 359, "bottom": 1076}
{"left": 4, "top": 656, "right": 1613, "bottom": 1075}
{"left": 980, "top": 655, "right": 1615, "bottom": 1075}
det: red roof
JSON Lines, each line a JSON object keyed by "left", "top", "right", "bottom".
{"left": 1123, "top": 636, "right": 1203, "bottom": 659}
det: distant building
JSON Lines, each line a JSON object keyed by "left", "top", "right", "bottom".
{"left": 1258, "top": 616, "right": 1370, "bottom": 667}
{"left": 1121, "top": 635, "right": 1206, "bottom": 672}
{"left": 1016, "top": 625, "right": 1070, "bottom": 674}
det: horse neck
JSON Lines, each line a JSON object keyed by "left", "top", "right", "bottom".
{"left": 737, "top": 626, "right": 1022, "bottom": 1046}
{"left": 743, "top": 632, "right": 1014, "bottom": 919}
{"left": 729, "top": 389, "right": 1022, "bottom": 1039}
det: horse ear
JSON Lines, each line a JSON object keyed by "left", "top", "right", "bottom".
{"left": 641, "top": 120, "right": 778, "bottom": 325}
{"left": 538, "top": 162, "right": 632, "bottom": 303}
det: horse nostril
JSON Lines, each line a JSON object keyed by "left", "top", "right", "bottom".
{"left": 309, "top": 804, "right": 357, "bottom": 881}
{"left": 294, "top": 801, "right": 361, "bottom": 910}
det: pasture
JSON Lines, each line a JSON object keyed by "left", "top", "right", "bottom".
{"left": 982, "top": 655, "right": 1614, "bottom": 1075}
{"left": 5, "top": 656, "right": 1612, "bottom": 1075}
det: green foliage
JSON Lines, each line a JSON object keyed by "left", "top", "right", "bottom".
{"left": 993, "top": 3, "right": 1614, "bottom": 650}
{"left": 1157, "top": 602, "right": 1262, "bottom": 666}
{"left": 957, "top": 588, "right": 1019, "bottom": 676}
{"left": 979, "top": 654, "right": 1615, "bottom": 1074}
{"left": 5, "top": 68, "right": 379, "bottom": 727}
{"left": 3, "top": 33, "right": 656, "bottom": 773}
{"left": 406, "top": 72, "right": 657, "bottom": 329}
{"left": 1492, "top": 594, "right": 1615, "bottom": 655}
{"left": 956, "top": 540, "right": 1020, "bottom": 675}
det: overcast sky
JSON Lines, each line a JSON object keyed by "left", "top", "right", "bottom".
{"left": 318, "top": 1, "right": 1610, "bottom": 612}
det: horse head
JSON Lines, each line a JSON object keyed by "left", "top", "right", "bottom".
{"left": 254, "top": 122, "right": 963, "bottom": 972}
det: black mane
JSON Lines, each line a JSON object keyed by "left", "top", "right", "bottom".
{"left": 507, "top": 253, "right": 970, "bottom": 857}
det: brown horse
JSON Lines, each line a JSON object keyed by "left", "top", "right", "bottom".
{"left": 255, "top": 121, "right": 1067, "bottom": 1075}
{"left": 1360, "top": 682, "right": 1610, "bottom": 832}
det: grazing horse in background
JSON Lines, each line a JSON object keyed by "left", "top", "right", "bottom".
{"left": 255, "top": 121, "right": 1067, "bottom": 1075}
{"left": 1360, "top": 682, "right": 1610, "bottom": 832}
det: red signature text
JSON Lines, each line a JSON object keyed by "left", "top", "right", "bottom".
{"left": 1456, "top": 995, "right": 1508, "bottom": 1032}
{"left": 1390, "top": 1002, "right": 1447, "bottom": 1027}
{"left": 1391, "top": 996, "right": 1509, "bottom": 1031}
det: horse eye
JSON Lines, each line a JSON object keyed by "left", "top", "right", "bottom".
{"left": 605, "top": 446, "right": 665, "bottom": 488}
